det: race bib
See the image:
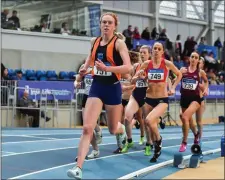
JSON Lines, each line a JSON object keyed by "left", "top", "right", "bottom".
{"left": 94, "top": 62, "right": 112, "bottom": 76}
{"left": 136, "top": 79, "right": 147, "bottom": 88}
{"left": 182, "top": 78, "right": 198, "bottom": 90}
{"left": 84, "top": 75, "right": 93, "bottom": 87}
{"left": 148, "top": 69, "right": 164, "bottom": 80}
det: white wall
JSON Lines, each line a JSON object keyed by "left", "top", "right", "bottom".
{"left": 214, "top": 26, "right": 225, "bottom": 42}
{"left": 2, "top": 30, "right": 90, "bottom": 72}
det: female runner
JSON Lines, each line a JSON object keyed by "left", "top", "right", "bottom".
{"left": 122, "top": 45, "right": 153, "bottom": 156}
{"left": 136, "top": 42, "right": 182, "bottom": 162}
{"left": 179, "top": 52, "right": 208, "bottom": 152}
{"left": 67, "top": 12, "right": 132, "bottom": 179}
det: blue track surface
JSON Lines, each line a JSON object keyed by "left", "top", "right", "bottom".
{"left": 1, "top": 124, "right": 223, "bottom": 179}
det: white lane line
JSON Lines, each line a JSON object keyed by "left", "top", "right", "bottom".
{"left": 2, "top": 134, "right": 219, "bottom": 157}
{"left": 2, "top": 132, "right": 222, "bottom": 145}
{"left": 118, "top": 148, "right": 221, "bottom": 179}
{"left": 2, "top": 128, "right": 224, "bottom": 136}
{"left": 8, "top": 140, "right": 219, "bottom": 180}
{"left": 1, "top": 151, "right": 16, "bottom": 154}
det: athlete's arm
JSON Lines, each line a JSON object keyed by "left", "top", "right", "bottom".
{"left": 82, "top": 37, "right": 97, "bottom": 71}
{"left": 166, "top": 60, "right": 182, "bottom": 91}
{"left": 104, "top": 39, "right": 132, "bottom": 74}
{"left": 131, "top": 61, "right": 149, "bottom": 84}
{"left": 200, "top": 69, "right": 209, "bottom": 96}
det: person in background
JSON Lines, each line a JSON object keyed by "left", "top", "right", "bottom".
{"left": 18, "top": 91, "right": 51, "bottom": 127}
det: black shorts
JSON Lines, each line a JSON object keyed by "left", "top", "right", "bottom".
{"left": 82, "top": 94, "right": 88, "bottom": 108}
{"left": 132, "top": 87, "right": 147, "bottom": 108}
{"left": 122, "top": 99, "right": 129, "bottom": 107}
{"left": 180, "top": 95, "right": 201, "bottom": 109}
{"left": 145, "top": 97, "right": 169, "bottom": 108}
{"left": 200, "top": 97, "right": 204, "bottom": 102}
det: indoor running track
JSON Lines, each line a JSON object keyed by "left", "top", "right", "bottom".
{"left": 1, "top": 124, "right": 223, "bottom": 179}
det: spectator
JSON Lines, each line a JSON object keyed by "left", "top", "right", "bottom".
{"left": 1, "top": 68, "right": 11, "bottom": 80}
{"left": 18, "top": 91, "right": 51, "bottom": 127}
{"left": 141, "top": 27, "right": 150, "bottom": 40}
{"left": 199, "top": 37, "right": 206, "bottom": 45}
{"left": 209, "top": 74, "right": 218, "bottom": 85}
{"left": 14, "top": 70, "right": 24, "bottom": 80}
{"left": 173, "top": 55, "right": 184, "bottom": 69}
{"left": 61, "top": 22, "right": 71, "bottom": 35}
{"left": 183, "top": 36, "right": 197, "bottom": 57}
{"left": 222, "top": 41, "right": 225, "bottom": 61}
{"left": 133, "top": 26, "right": 141, "bottom": 40}
{"left": 158, "top": 28, "right": 167, "bottom": 41}
{"left": 214, "top": 37, "right": 222, "bottom": 50}
{"left": 122, "top": 25, "right": 133, "bottom": 50}
{"left": 151, "top": 27, "right": 159, "bottom": 40}
{"left": 41, "top": 21, "right": 50, "bottom": 33}
{"left": 1, "top": 9, "right": 9, "bottom": 27}
{"left": 218, "top": 75, "right": 224, "bottom": 85}
{"left": 175, "top": 34, "right": 182, "bottom": 56}
{"left": 8, "top": 10, "right": 20, "bottom": 28}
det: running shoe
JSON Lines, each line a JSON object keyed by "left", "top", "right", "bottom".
{"left": 87, "top": 150, "right": 100, "bottom": 159}
{"left": 179, "top": 142, "right": 187, "bottom": 152}
{"left": 67, "top": 166, "right": 82, "bottom": 179}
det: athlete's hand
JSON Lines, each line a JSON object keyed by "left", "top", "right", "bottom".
{"left": 180, "top": 67, "right": 187, "bottom": 74}
{"left": 137, "top": 70, "right": 145, "bottom": 79}
{"left": 79, "top": 67, "right": 87, "bottom": 76}
{"left": 74, "top": 81, "right": 81, "bottom": 88}
{"left": 202, "top": 88, "right": 208, "bottom": 96}
{"left": 168, "top": 88, "right": 175, "bottom": 96}
{"left": 95, "top": 60, "right": 107, "bottom": 71}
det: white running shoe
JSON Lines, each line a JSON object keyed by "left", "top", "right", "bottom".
{"left": 116, "top": 124, "right": 127, "bottom": 148}
{"left": 67, "top": 166, "right": 82, "bottom": 179}
{"left": 87, "top": 150, "right": 100, "bottom": 159}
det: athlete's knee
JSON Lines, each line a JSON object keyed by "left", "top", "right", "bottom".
{"left": 181, "top": 114, "right": 189, "bottom": 124}
{"left": 124, "top": 113, "right": 133, "bottom": 123}
{"left": 82, "top": 124, "right": 94, "bottom": 136}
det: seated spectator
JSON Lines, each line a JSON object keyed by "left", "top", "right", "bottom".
{"left": 173, "top": 55, "right": 184, "bottom": 69}
{"left": 141, "top": 27, "right": 150, "bottom": 40}
{"left": 41, "top": 21, "right": 50, "bottom": 33}
{"left": 61, "top": 22, "right": 71, "bottom": 35}
{"left": 18, "top": 91, "right": 51, "bottom": 127}
{"left": 1, "top": 68, "right": 12, "bottom": 80}
{"left": 209, "top": 74, "right": 218, "bottom": 85}
{"left": 14, "top": 70, "right": 24, "bottom": 80}
{"left": 133, "top": 26, "right": 141, "bottom": 40}
{"left": 8, "top": 10, "right": 20, "bottom": 29}
{"left": 218, "top": 75, "right": 224, "bottom": 85}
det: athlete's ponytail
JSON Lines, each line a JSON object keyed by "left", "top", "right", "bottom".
{"left": 114, "top": 32, "right": 126, "bottom": 42}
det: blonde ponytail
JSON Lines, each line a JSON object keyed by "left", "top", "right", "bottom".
{"left": 114, "top": 32, "right": 126, "bottom": 42}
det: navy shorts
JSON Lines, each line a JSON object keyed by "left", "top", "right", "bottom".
{"left": 132, "top": 87, "right": 147, "bottom": 108}
{"left": 145, "top": 97, "right": 169, "bottom": 108}
{"left": 89, "top": 80, "right": 122, "bottom": 105}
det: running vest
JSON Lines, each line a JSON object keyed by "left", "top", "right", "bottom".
{"left": 134, "top": 63, "right": 148, "bottom": 88}
{"left": 146, "top": 59, "right": 168, "bottom": 83}
{"left": 90, "top": 36, "right": 123, "bottom": 85}
{"left": 180, "top": 68, "right": 200, "bottom": 96}
{"left": 83, "top": 74, "right": 93, "bottom": 95}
